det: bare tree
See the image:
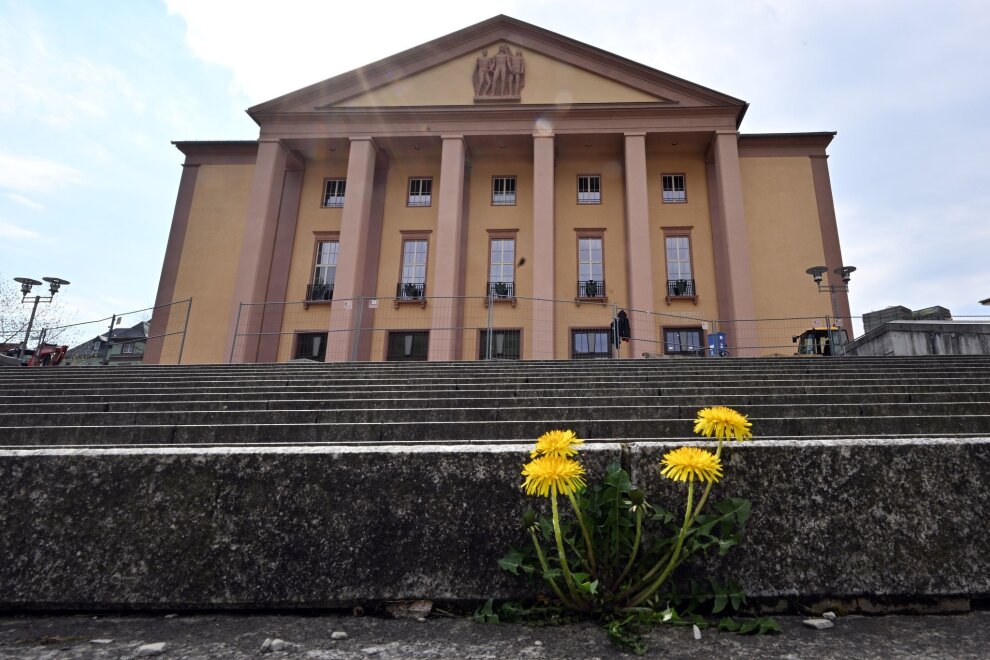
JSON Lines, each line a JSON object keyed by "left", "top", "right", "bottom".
{"left": 0, "top": 274, "right": 72, "bottom": 348}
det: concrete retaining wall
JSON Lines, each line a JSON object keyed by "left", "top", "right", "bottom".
{"left": 2, "top": 439, "right": 988, "bottom": 610}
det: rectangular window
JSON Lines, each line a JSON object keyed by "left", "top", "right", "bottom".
{"left": 92, "top": 340, "right": 101, "bottom": 351}
{"left": 662, "top": 174, "right": 686, "bottom": 203}
{"left": 296, "top": 332, "right": 328, "bottom": 361}
{"left": 578, "top": 236, "right": 604, "bottom": 298}
{"left": 309, "top": 240, "right": 338, "bottom": 301}
{"left": 664, "top": 233, "right": 695, "bottom": 298}
{"left": 121, "top": 342, "right": 135, "bottom": 354}
{"left": 387, "top": 331, "right": 429, "bottom": 361}
{"left": 407, "top": 177, "right": 432, "bottom": 207}
{"left": 492, "top": 176, "right": 516, "bottom": 206}
{"left": 577, "top": 175, "right": 601, "bottom": 204}
{"left": 488, "top": 237, "right": 515, "bottom": 297}
{"left": 322, "top": 179, "right": 346, "bottom": 207}
{"left": 571, "top": 328, "right": 611, "bottom": 359}
{"left": 399, "top": 238, "right": 428, "bottom": 299}
{"left": 664, "top": 327, "right": 704, "bottom": 356}
{"left": 479, "top": 329, "right": 521, "bottom": 359}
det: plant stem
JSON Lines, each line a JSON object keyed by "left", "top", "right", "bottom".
{"left": 625, "top": 481, "right": 694, "bottom": 608}
{"left": 529, "top": 528, "right": 578, "bottom": 610}
{"left": 691, "top": 437, "right": 723, "bottom": 519}
{"left": 551, "top": 487, "right": 585, "bottom": 607}
{"left": 566, "top": 490, "right": 597, "bottom": 575}
{"left": 614, "top": 506, "right": 643, "bottom": 590}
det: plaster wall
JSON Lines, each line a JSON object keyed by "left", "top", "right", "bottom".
{"left": 171, "top": 164, "right": 254, "bottom": 364}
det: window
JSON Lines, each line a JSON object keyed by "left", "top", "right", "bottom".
{"left": 308, "top": 240, "right": 338, "bottom": 301}
{"left": 407, "top": 177, "right": 432, "bottom": 207}
{"left": 571, "top": 328, "right": 611, "bottom": 359}
{"left": 398, "top": 238, "right": 428, "bottom": 299}
{"left": 488, "top": 237, "right": 515, "bottom": 298}
{"left": 479, "top": 329, "right": 521, "bottom": 359}
{"left": 577, "top": 175, "right": 601, "bottom": 204}
{"left": 121, "top": 342, "right": 135, "bottom": 355}
{"left": 663, "top": 230, "right": 696, "bottom": 299}
{"left": 577, "top": 235, "right": 604, "bottom": 298}
{"left": 91, "top": 340, "right": 101, "bottom": 351}
{"left": 296, "top": 332, "right": 328, "bottom": 361}
{"left": 387, "top": 331, "right": 429, "bottom": 361}
{"left": 662, "top": 174, "right": 686, "bottom": 203}
{"left": 664, "top": 327, "right": 704, "bottom": 356}
{"left": 492, "top": 176, "right": 516, "bottom": 206}
{"left": 322, "top": 179, "right": 346, "bottom": 207}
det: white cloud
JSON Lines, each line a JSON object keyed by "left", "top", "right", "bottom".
{"left": 0, "top": 152, "right": 86, "bottom": 194}
{"left": 5, "top": 193, "right": 45, "bottom": 211}
{"left": 0, "top": 221, "right": 41, "bottom": 240}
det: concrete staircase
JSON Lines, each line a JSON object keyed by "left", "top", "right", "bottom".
{"left": 1, "top": 357, "right": 988, "bottom": 610}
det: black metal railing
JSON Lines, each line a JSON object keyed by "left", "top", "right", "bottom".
{"left": 487, "top": 281, "right": 515, "bottom": 298}
{"left": 667, "top": 279, "right": 696, "bottom": 297}
{"left": 306, "top": 282, "right": 334, "bottom": 301}
{"left": 577, "top": 279, "right": 605, "bottom": 298}
{"left": 396, "top": 282, "right": 426, "bottom": 300}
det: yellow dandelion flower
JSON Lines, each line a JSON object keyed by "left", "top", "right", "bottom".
{"left": 531, "top": 429, "right": 584, "bottom": 458}
{"left": 521, "top": 455, "right": 587, "bottom": 497}
{"left": 693, "top": 406, "right": 753, "bottom": 441}
{"left": 660, "top": 446, "right": 723, "bottom": 483}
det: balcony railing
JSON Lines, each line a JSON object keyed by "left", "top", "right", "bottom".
{"left": 667, "top": 279, "right": 696, "bottom": 297}
{"left": 487, "top": 281, "right": 515, "bottom": 298}
{"left": 396, "top": 281, "right": 426, "bottom": 300}
{"left": 306, "top": 282, "right": 334, "bottom": 302}
{"left": 577, "top": 279, "right": 606, "bottom": 299}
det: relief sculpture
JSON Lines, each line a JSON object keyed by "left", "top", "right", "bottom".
{"left": 474, "top": 45, "right": 524, "bottom": 100}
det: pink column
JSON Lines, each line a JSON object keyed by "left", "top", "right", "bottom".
{"left": 709, "top": 131, "right": 758, "bottom": 356}
{"left": 429, "top": 136, "right": 467, "bottom": 361}
{"left": 532, "top": 133, "right": 555, "bottom": 360}
{"left": 623, "top": 133, "right": 658, "bottom": 358}
{"left": 326, "top": 137, "right": 378, "bottom": 362}
{"left": 226, "top": 140, "right": 289, "bottom": 363}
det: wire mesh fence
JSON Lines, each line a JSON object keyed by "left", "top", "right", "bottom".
{"left": 229, "top": 293, "right": 902, "bottom": 362}
{"left": 40, "top": 298, "right": 192, "bottom": 366}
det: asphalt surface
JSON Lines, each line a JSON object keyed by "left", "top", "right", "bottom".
{"left": 0, "top": 610, "right": 987, "bottom": 659}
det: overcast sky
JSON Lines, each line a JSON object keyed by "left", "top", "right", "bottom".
{"left": 1, "top": 0, "right": 988, "bottom": 340}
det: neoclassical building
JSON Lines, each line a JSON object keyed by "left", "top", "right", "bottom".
{"left": 147, "top": 15, "right": 850, "bottom": 364}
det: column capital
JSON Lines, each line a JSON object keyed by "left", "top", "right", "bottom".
{"left": 532, "top": 130, "right": 554, "bottom": 139}
{"left": 439, "top": 134, "right": 465, "bottom": 142}
{"left": 348, "top": 136, "right": 378, "bottom": 149}
{"left": 623, "top": 131, "right": 647, "bottom": 138}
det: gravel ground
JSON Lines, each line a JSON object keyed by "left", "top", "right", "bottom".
{"left": 0, "top": 610, "right": 987, "bottom": 659}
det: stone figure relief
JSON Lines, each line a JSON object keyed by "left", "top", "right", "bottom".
{"left": 474, "top": 45, "right": 524, "bottom": 99}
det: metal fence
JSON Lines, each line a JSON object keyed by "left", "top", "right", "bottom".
{"left": 228, "top": 292, "right": 914, "bottom": 362}
{"left": 40, "top": 298, "right": 192, "bottom": 366}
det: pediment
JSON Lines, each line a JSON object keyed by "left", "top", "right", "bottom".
{"left": 249, "top": 16, "right": 745, "bottom": 119}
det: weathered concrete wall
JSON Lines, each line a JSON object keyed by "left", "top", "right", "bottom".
{"left": 845, "top": 321, "right": 990, "bottom": 357}
{"left": 1, "top": 439, "right": 988, "bottom": 610}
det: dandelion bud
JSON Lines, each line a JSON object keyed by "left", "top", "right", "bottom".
{"left": 629, "top": 489, "right": 645, "bottom": 506}
{"left": 522, "top": 508, "right": 537, "bottom": 528}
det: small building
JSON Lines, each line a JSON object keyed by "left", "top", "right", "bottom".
{"left": 65, "top": 321, "right": 150, "bottom": 366}
{"left": 843, "top": 320, "right": 990, "bottom": 356}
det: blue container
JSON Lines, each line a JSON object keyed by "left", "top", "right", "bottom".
{"left": 707, "top": 332, "right": 728, "bottom": 357}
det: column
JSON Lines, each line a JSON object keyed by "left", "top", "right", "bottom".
{"left": 429, "top": 136, "right": 467, "bottom": 361}
{"left": 708, "top": 130, "right": 758, "bottom": 356}
{"left": 226, "top": 139, "right": 289, "bottom": 363}
{"left": 146, "top": 163, "right": 199, "bottom": 365}
{"left": 325, "top": 137, "right": 378, "bottom": 362}
{"left": 810, "top": 155, "right": 852, "bottom": 324}
{"left": 623, "top": 133, "right": 658, "bottom": 358}
{"left": 531, "top": 133, "right": 555, "bottom": 359}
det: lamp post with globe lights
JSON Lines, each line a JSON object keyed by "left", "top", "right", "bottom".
{"left": 12, "top": 276, "right": 70, "bottom": 362}
{"left": 805, "top": 265, "right": 855, "bottom": 355}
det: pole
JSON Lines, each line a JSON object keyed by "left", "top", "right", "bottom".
{"left": 18, "top": 295, "right": 42, "bottom": 361}
{"left": 229, "top": 304, "right": 243, "bottom": 364}
{"left": 177, "top": 298, "right": 192, "bottom": 365}
{"left": 351, "top": 297, "right": 364, "bottom": 362}
{"left": 486, "top": 287, "right": 494, "bottom": 360}
{"left": 103, "top": 314, "right": 117, "bottom": 365}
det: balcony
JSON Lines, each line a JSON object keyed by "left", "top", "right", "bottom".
{"left": 303, "top": 282, "right": 333, "bottom": 309}
{"left": 485, "top": 281, "right": 516, "bottom": 307}
{"left": 395, "top": 281, "right": 427, "bottom": 308}
{"left": 666, "top": 279, "right": 698, "bottom": 304}
{"left": 576, "top": 279, "right": 606, "bottom": 303}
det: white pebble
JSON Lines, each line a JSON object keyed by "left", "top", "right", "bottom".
{"left": 822, "top": 611, "right": 837, "bottom": 620}
{"left": 90, "top": 639, "right": 113, "bottom": 645}
{"left": 331, "top": 631, "right": 348, "bottom": 640}
{"left": 693, "top": 624, "right": 702, "bottom": 640}
{"left": 136, "top": 642, "right": 167, "bottom": 656}
{"left": 803, "top": 618, "right": 835, "bottom": 630}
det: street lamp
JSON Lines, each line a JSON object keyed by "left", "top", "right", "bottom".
{"left": 12, "top": 276, "right": 70, "bottom": 362}
{"left": 806, "top": 265, "right": 855, "bottom": 354}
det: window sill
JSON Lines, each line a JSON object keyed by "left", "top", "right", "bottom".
{"left": 666, "top": 294, "right": 699, "bottom": 305}
{"left": 484, "top": 296, "right": 517, "bottom": 308}
{"left": 393, "top": 297, "right": 428, "bottom": 309}
{"left": 574, "top": 296, "right": 608, "bottom": 306}
{"left": 303, "top": 300, "right": 332, "bottom": 310}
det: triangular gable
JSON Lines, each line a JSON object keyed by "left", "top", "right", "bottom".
{"left": 249, "top": 15, "right": 745, "bottom": 119}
